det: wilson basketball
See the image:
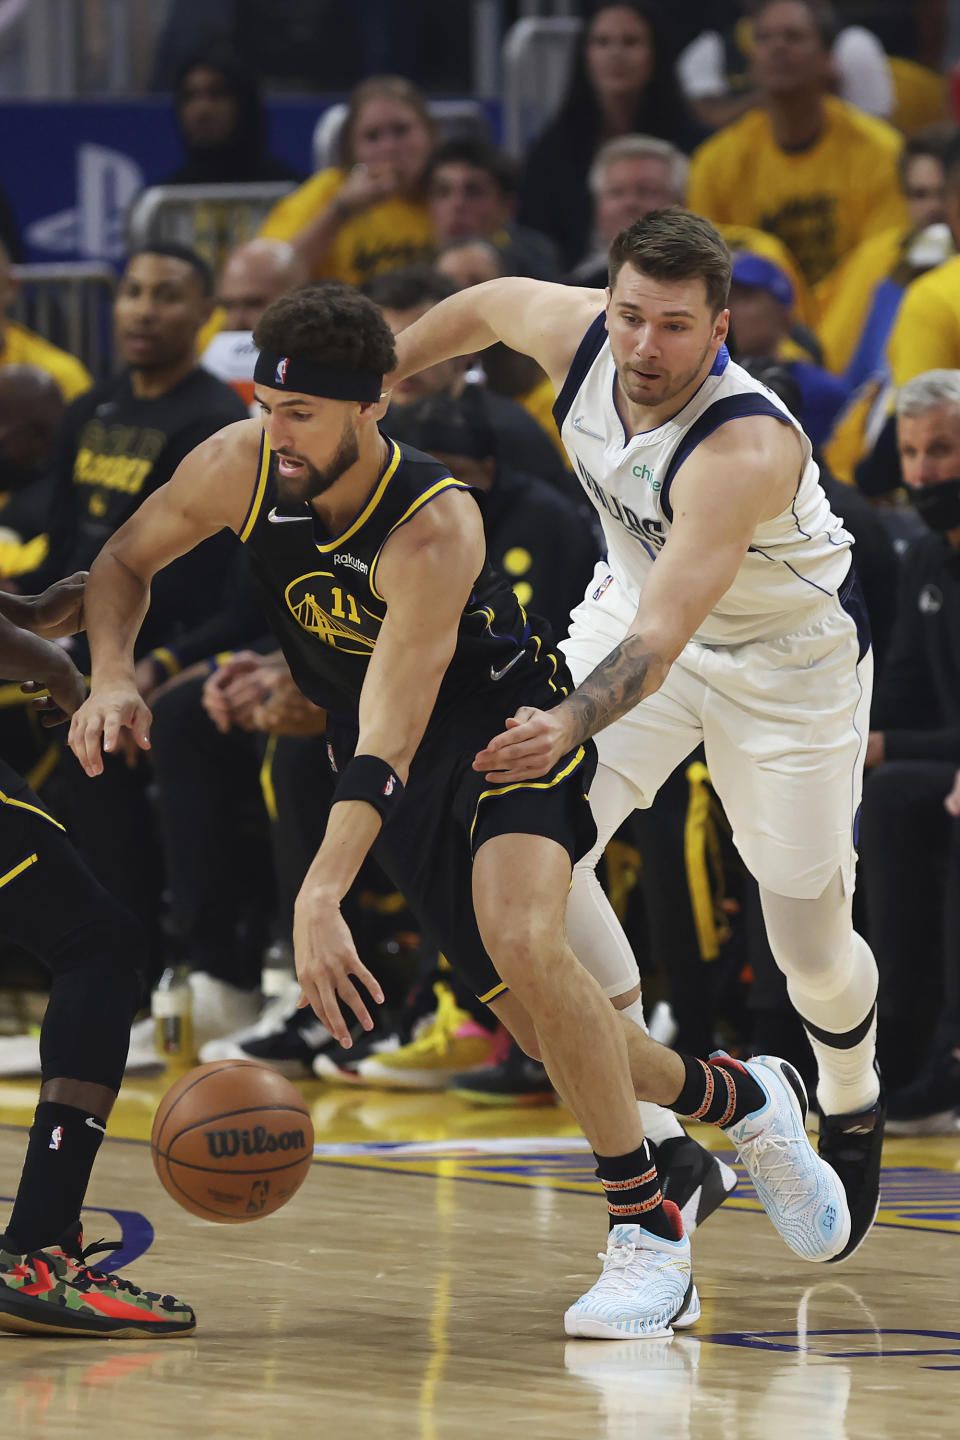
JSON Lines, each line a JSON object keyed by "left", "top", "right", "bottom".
{"left": 150, "top": 1060, "right": 314, "bottom": 1223}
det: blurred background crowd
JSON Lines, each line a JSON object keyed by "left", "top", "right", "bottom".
{"left": 1, "top": 0, "right": 960, "bottom": 1136}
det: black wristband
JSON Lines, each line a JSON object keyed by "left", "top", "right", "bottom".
{"left": 333, "top": 754, "right": 404, "bottom": 820}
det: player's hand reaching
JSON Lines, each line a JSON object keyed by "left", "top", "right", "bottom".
{"left": 293, "top": 887, "right": 385, "bottom": 1047}
{"left": 68, "top": 683, "right": 153, "bottom": 777}
{"left": 473, "top": 704, "right": 572, "bottom": 782}
{"left": 23, "top": 572, "right": 88, "bottom": 639}
{"left": 21, "top": 648, "right": 87, "bottom": 727}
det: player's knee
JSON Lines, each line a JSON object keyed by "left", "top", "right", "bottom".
{"left": 486, "top": 924, "right": 564, "bottom": 1004}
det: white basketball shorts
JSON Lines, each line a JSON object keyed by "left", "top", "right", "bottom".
{"left": 560, "top": 563, "right": 873, "bottom": 900}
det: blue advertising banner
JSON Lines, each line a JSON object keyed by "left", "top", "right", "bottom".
{"left": 0, "top": 98, "right": 326, "bottom": 264}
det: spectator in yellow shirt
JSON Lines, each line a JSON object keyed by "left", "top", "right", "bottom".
{"left": 818, "top": 124, "right": 953, "bottom": 381}
{"left": 687, "top": 0, "right": 907, "bottom": 294}
{"left": 259, "top": 75, "right": 435, "bottom": 287}
{"left": 888, "top": 133, "right": 960, "bottom": 386}
{"left": 0, "top": 243, "right": 91, "bottom": 401}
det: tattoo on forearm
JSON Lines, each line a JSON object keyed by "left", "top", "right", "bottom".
{"left": 560, "top": 636, "right": 661, "bottom": 746}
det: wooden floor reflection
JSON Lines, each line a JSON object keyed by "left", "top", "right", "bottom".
{"left": 1, "top": 1084, "right": 959, "bottom": 1440}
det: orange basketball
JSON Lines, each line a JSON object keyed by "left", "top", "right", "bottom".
{"left": 150, "top": 1060, "right": 315, "bottom": 1224}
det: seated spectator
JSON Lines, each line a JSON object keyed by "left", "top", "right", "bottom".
{"left": 434, "top": 237, "right": 505, "bottom": 290}
{"left": 0, "top": 368, "right": 64, "bottom": 579}
{"left": 728, "top": 252, "right": 850, "bottom": 445}
{"left": 818, "top": 124, "right": 955, "bottom": 384}
{"left": 387, "top": 389, "right": 599, "bottom": 637}
{"left": 566, "top": 135, "right": 814, "bottom": 321}
{"left": 687, "top": 0, "right": 907, "bottom": 297}
{"left": 161, "top": 46, "right": 303, "bottom": 186}
{"left": 259, "top": 76, "right": 434, "bottom": 286}
{"left": 199, "top": 238, "right": 310, "bottom": 400}
{"left": 0, "top": 243, "right": 90, "bottom": 402}
{"left": 30, "top": 243, "right": 249, "bottom": 972}
{"left": 677, "top": 1, "right": 895, "bottom": 131}
{"left": 425, "top": 138, "right": 560, "bottom": 280}
{"left": 859, "top": 369, "right": 960, "bottom": 1118}
{"left": 887, "top": 130, "right": 960, "bottom": 385}
{"left": 567, "top": 135, "right": 689, "bottom": 287}
{"left": 366, "top": 265, "right": 573, "bottom": 493}
{"left": 517, "top": 2, "right": 704, "bottom": 270}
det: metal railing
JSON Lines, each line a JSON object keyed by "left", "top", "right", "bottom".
{"left": 10, "top": 263, "right": 117, "bottom": 378}
{"left": 126, "top": 183, "right": 297, "bottom": 274}
{"left": 502, "top": 15, "right": 582, "bottom": 157}
{"left": 22, "top": 0, "right": 163, "bottom": 95}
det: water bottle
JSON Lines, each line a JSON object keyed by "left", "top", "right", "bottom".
{"left": 152, "top": 966, "right": 194, "bottom": 1071}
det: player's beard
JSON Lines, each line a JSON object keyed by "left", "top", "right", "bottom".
{"left": 616, "top": 335, "right": 714, "bottom": 410}
{"left": 274, "top": 420, "right": 360, "bottom": 504}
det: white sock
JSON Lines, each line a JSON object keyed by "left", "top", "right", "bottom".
{"left": 620, "top": 997, "right": 686, "bottom": 1144}
{"left": 807, "top": 1009, "right": 880, "bottom": 1118}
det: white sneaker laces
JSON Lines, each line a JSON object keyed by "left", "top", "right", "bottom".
{"left": 738, "top": 1130, "right": 808, "bottom": 1205}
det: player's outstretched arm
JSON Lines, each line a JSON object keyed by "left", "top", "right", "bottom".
{"left": 69, "top": 419, "right": 261, "bottom": 777}
{"left": 476, "top": 416, "right": 802, "bottom": 781}
{"left": 294, "top": 489, "right": 484, "bottom": 1043}
{"left": 386, "top": 277, "right": 604, "bottom": 395}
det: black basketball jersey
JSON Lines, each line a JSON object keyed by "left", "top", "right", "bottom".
{"left": 239, "top": 431, "right": 569, "bottom": 725}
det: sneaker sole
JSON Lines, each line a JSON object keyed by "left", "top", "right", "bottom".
{"left": 563, "top": 1280, "right": 700, "bottom": 1341}
{"left": 0, "top": 1296, "right": 195, "bottom": 1339}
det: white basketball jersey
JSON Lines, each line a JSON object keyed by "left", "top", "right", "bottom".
{"left": 555, "top": 316, "right": 853, "bottom": 644}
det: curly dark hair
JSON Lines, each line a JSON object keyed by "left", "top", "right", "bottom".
{"left": 253, "top": 280, "right": 397, "bottom": 374}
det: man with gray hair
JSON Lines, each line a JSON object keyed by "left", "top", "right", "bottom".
{"left": 859, "top": 368, "right": 960, "bottom": 1134}
{"left": 567, "top": 136, "right": 688, "bottom": 289}
{"left": 201, "top": 239, "right": 310, "bottom": 401}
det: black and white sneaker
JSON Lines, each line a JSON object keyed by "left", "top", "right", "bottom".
{"left": 886, "top": 1050, "right": 960, "bottom": 1136}
{"left": 652, "top": 1134, "right": 738, "bottom": 1236}
{"left": 818, "top": 1081, "right": 885, "bottom": 1264}
{"left": 200, "top": 988, "right": 331, "bottom": 1076}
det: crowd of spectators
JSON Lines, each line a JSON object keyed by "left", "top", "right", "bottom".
{"left": 1, "top": 0, "right": 960, "bottom": 1131}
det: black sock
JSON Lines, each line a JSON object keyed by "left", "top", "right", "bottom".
{"left": 2, "top": 1101, "right": 106, "bottom": 1254}
{"left": 594, "top": 1140, "right": 678, "bottom": 1240}
{"left": 672, "top": 1054, "right": 766, "bottom": 1128}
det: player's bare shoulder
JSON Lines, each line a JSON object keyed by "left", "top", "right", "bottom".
{"left": 505, "top": 278, "right": 606, "bottom": 392}
{"left": 376, "top": 484, "right": 484, "bottom": 604}
{"left": 177, "top": 417, "right": 265, "bottom": 535}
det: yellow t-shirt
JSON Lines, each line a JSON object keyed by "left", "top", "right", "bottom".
{"left": 887, "top": 254, "right": 960, "bottom": 387}
{"left": 0, "top": 320, "right": 92, "bottom": 400}
{"left": 687, "top": 97, "right": 907, "bottom": 291}
{"left": 816, "top": 226, "right": 910, "bottom": 376}
{"left": 259, "top": 167, "right": 434, "bottom": 286}
{"left": 516, "top": 372, "right": 567, "bottom": 462}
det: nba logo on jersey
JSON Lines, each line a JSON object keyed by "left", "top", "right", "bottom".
{"left": 275, "top": 357, "right": 289, "bottom": 385}
{"left": 383, "top": 775, "right": 396, "bottom": 797}
{"left": 49, "top": 1125, "right": 64, "bottom": 1151}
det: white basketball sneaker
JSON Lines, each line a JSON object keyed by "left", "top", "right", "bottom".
{"left": 719, "top": 1052, "right": 851, "bottom": 1262}
{"left": 563, "top": 1204, "right": 700, "bottom": 1340}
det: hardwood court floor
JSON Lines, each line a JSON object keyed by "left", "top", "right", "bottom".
{"left": 1, "top": 1076, "right": 959, "bottom": 1440}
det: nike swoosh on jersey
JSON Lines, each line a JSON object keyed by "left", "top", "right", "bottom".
{"left": 84, "top": 1116, "right": 107, "bottom": 1133}
{"left": 572, "top": 414, "right": 605, "bottom": 440}
{"left": 267, "top": 507, "right": 311, "bottom": 524}
{"left": 490, "top": 651, "right": 525, "bottom": 682}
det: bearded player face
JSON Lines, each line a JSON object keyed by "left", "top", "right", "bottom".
{"left": 253, "top": 390, "right": 362, "bottom": 503}
{"left": 605, "top": 263, "right": 728, "bottom": 412}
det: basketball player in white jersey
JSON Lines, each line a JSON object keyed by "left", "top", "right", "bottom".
{"left": 388, "top": 208, "right": 882, "bottom": 1266}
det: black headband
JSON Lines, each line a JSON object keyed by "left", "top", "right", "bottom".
{"left": 253, "top": 350, "right": 383, "bottom": 402}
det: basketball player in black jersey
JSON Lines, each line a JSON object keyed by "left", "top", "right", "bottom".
{"left": 69, "top": 282, "right": 847, "bottom": 1340}
{"left": 0, "top": 579, "right": 196, "bottom": 1337}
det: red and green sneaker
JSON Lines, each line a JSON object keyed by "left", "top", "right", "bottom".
{"left": 0, "top": 1231, "right": 196, "bottom": 1338}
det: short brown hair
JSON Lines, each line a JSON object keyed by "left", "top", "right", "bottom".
{"left": 253, "top": 281, "right": 397, "bottom": 376}
{"left": 608, "top": 208, "right": 732, "bottom": 315}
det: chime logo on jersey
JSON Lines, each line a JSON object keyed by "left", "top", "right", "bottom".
{"left": 285, "top": 570, "right": 377, "bottom": 654}
{"left": 49, "top": 1126, "right": 64, "bottom": 1151}
{"left": 275, "top": 357, "right": 289, "bottom": 385}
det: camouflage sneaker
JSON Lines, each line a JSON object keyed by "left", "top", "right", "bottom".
{"left": 0, "top": 1230, "right": 196, "bottom": 1338}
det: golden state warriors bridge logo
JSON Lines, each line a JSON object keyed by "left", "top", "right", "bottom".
{"left": 284, "top": 571, "right": 378, "bottom": 654}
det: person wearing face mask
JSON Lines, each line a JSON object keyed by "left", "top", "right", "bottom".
{"left": 259, "top": 75, "right": 435, "bottom": 286}
{"left": 858, "top": 369, "right": 960, "bottom": 1129}
{"left": 517, "top": 2, "right": 704, "bottom": 271}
